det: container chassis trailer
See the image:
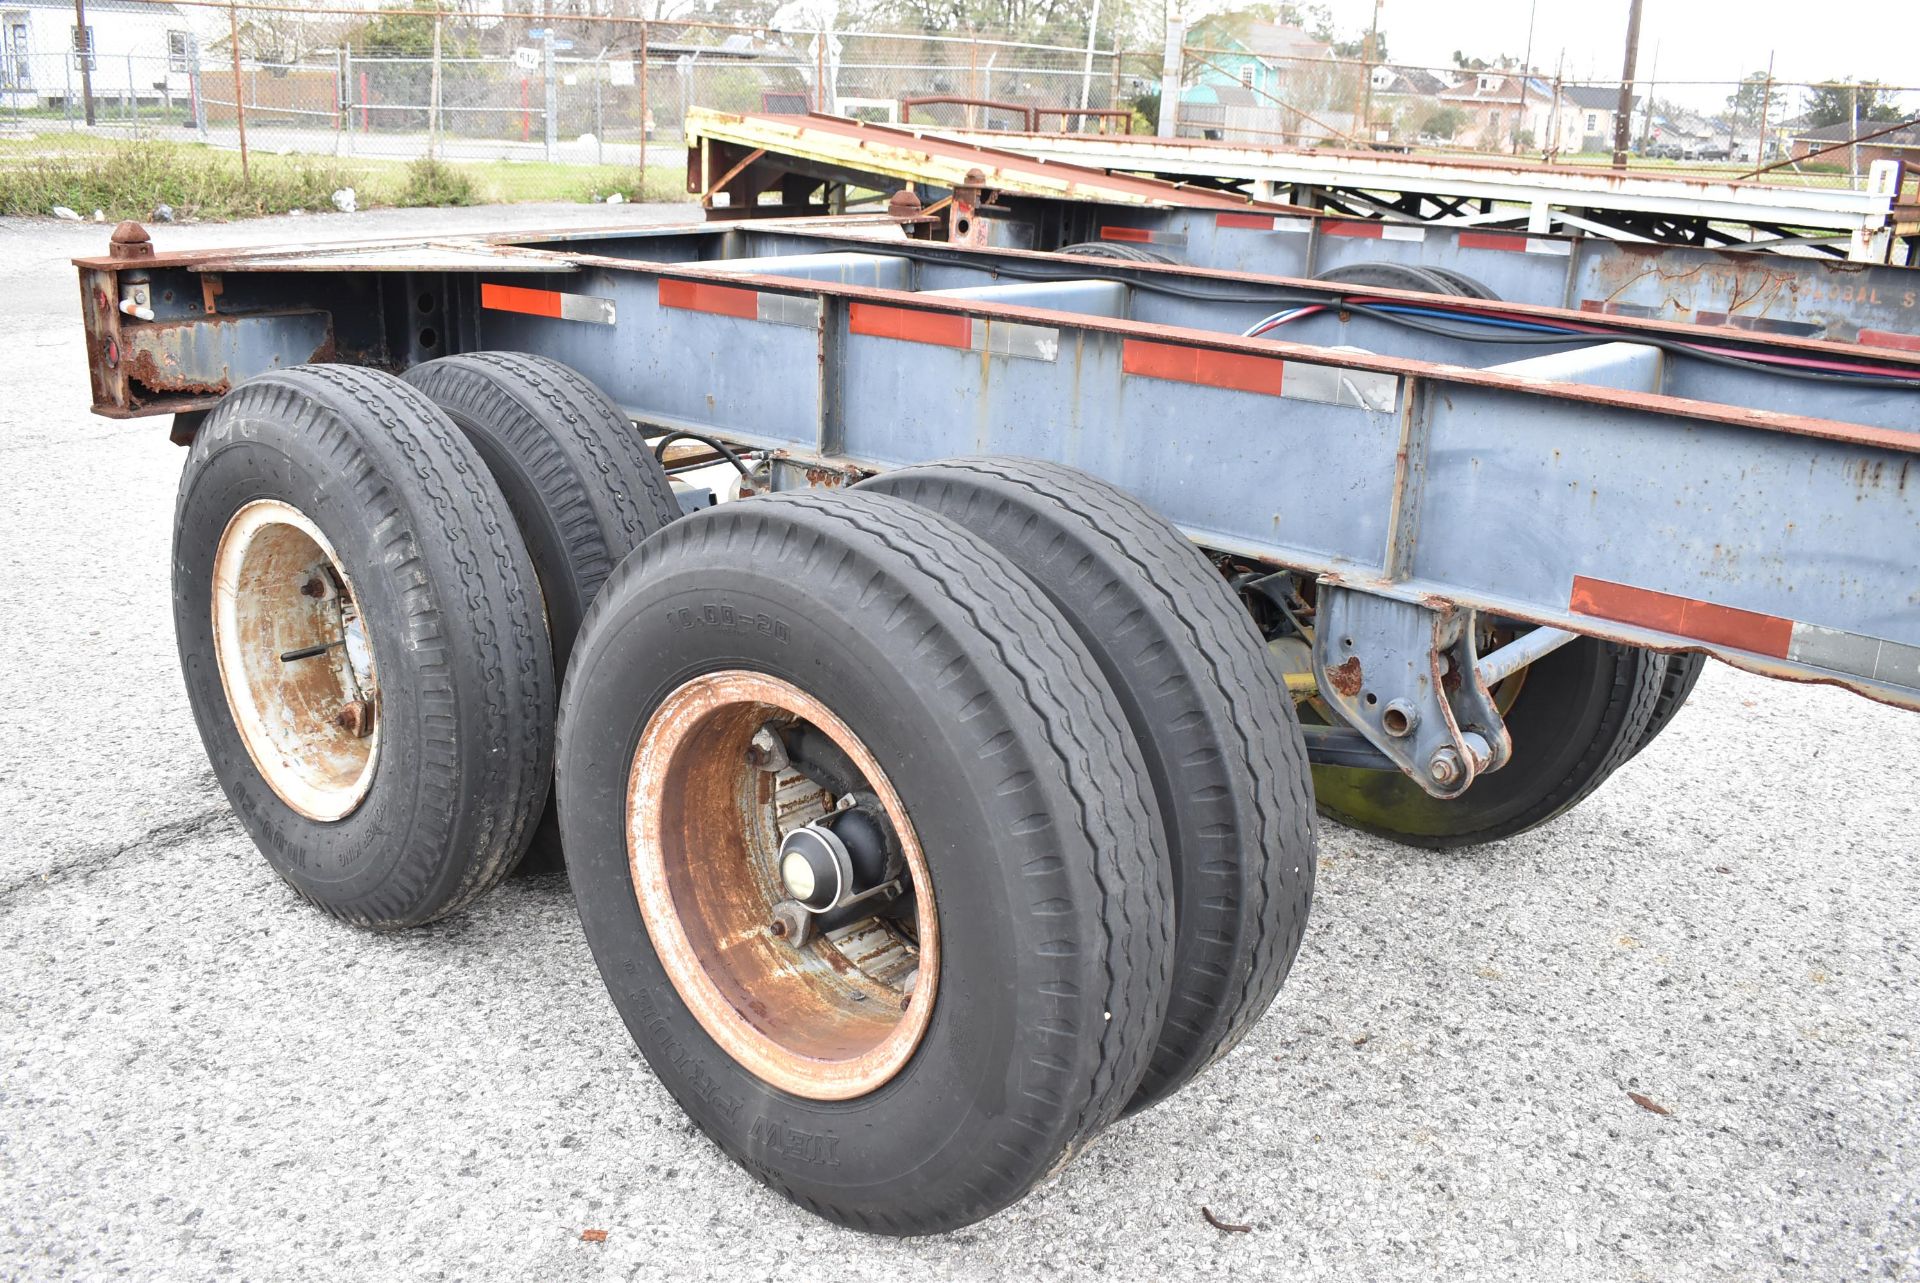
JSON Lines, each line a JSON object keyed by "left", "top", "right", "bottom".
{"left": 689, "top": 109, "right": 1920, "bottom": 264}
{"left": 685, "top": 110, "right": 1920, "bottom": 348}
{"left": 74, "top": 208, "right": 1920, "bottom": 1234}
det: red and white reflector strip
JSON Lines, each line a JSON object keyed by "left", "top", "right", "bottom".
{"left": 480, "top": 282, "right": 615, "bottom": 325}
{"left": 849, "top": 303, "right": 1059, "bottom": 362}
{"left": 1456, "top": 231, "right": 1571, "bottom": 257}
{"left": 1121, "top": 338, "right": 1399, "bottom": 411}
{"left": 657, "top": 279, "right": 821, "bottom": 328}
{"left": 1214, "top": 212, "right": 1314, "bottom": 234}
{"left": 1571, "top": 575, "right": 1920, "bottom": 686}
{"left": 1098, "top": 225, "right": 1188, "bottom": 248}
{"left": 1325, "top": 219, "right": 1426, "bottom": 243}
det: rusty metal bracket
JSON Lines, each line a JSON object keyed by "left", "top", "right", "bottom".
{"left": 1311, "top": 586, "right": 1511, "bottom": 798}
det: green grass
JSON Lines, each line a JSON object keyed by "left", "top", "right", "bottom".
{"left": 0, "top": 134, "right": 687, "bottom": 219}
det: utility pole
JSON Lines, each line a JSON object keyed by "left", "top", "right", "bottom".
{"left": 72, "top": 0, "right": 94, "bottom": 126}
{"left": 1609, "top": 0, "right": 1642, "bottom": 169}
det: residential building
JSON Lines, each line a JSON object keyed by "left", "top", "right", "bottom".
{"left": 1, "top": 0, "right": 196, "bottom": 110}
{"left": 1183, "top": 20, "right": 1333, "bottom": 102}
{"left": 1435, "top": 70, "right": 1570, "bottom": 151}
{"left": 1788, "top": 120, "right": 1920, "bottom": 169}
{"left": 1561, "top": 83, "right": 1633, "bottom": 153}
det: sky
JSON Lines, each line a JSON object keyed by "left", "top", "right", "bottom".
{"left": 1283, "top": 0, "right": 1915, "bottom": 102}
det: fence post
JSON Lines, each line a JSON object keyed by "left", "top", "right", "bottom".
{"left": 124, "top": 53, "right": 132, "bottom": 130}
{"left": 228, "top": 0, "right": 248, "bottom": 182}
{"left": 542, "top": 30, "right": 557, "bottom": 162}
{"left": 1155, "top": 17, "right": 1182, "bottom": 137}
{"left": 75, "top": 0, "right": 96, "bottom": 126}
{"left": 428, "top": 16, "right": 442, "bottom": 160}
{"left": 336, "top": 47, "right": 348, "bottom": 154}
{"left": 1077, "top": 0, "right": 1103, "bottom": 122}
{"left": 967, "top": 36, "right": 977, "bottom": 128}
{"left": 638, "top": 23, "right": 649, "bottom": 195}
{"left": 1849, "top": 83, "right": 1861, "bottom": 186}
{"left": 1753, "top": 61, "right": 1774, "bottom": 167}
{"left": 63, "top": 49, "right": 72, "bottom": 130}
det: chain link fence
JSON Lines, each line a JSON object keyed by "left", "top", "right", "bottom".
{"left": 1165, "top": 48, "right": 1919, "bottom": 190}
{"left": 0, "top": 13, "right": 1143, "bottom": 203}
{"left": 0, "top": 5, "right": 1912, "bottom": 202}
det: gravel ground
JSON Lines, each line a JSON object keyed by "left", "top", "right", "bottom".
{"left": 2, "top": 206, "right": 1917, "bottom": 1283}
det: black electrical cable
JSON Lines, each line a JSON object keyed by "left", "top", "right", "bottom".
{"left": 1338, "top": 302, "right": 1920, "bottom": 390}
{"left": 652, "top": 429, "right": 753, "bottom": 476}
{"left": 787, "top": 241, "right": 1920, "bottom": 389}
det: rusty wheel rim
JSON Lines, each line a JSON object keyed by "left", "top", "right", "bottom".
{"left": 211, "top": 500, "right": 380, "bottom": 822}
{"left": 627, "top": 670, "right": 939, "bottom": 1101}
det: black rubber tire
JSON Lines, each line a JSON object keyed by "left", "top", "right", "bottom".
{"left": 557, "top": 490, "right": 1173, "bottom": 1234}
{"left": 859, "top": 458, "right": 1316, "bottom": 1114}
{"left": 1313, "top": 638, "right": 1663, "bottom": 849}
{"left": 173, "top": 365, "right": 554, "bottom": 927}
{"left": 402, "top": 352, "right": 679, "bottom": 874}
{"left": 1424, "top": 266, "right": 1501, "bottom": 299}
{"left": 1055, "top": 240, "right": 1179, "bottom": 264}
{"left": 1313, "top": 261, "right": 1495, "bottom": 298}
{"left": 1632, "top": 652, "right": 1708, "bottom": 757}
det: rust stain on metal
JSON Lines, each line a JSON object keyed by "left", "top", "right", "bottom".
{"left": 107, "top": 220, "right": 153, "bottom": 261}
{"left": 334, "top": 699, "right": 376, "bottom": 738}
{"left": 124, "top": 346, "right": 230, "bottom": 397}
{"left": 626, "top": 670, "right": 940, "bottom": 1101}
{"left": 1327, "top": 655, "right": 1364, "bottom": 697}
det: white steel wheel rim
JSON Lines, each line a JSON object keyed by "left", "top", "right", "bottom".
{"left": 211, "top": 499, "right": 380, "bottom": 822}
{"left": 626, "top": 670, "right": 939, "bottom": 1101}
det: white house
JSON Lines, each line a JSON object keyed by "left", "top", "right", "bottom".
{"left": 1560, "top": 84, "right": 1636, "bottom": 153}
{"left": 1435, "top": 71, "right": 1579, "bottom": 152}
{"left": 2, "top": 0, "right": 197, "bottom": 111}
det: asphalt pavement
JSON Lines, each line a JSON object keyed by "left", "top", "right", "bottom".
{"left": 1, "top": 204, "right": 1916, "bottom": 1282}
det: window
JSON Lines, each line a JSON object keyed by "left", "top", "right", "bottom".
{"left": 1488, "top": 110, "right": 1501, "bottom": 132}
{"left": 1477, "top": 74, "right": 1498, "bottom": 93}
{"left": 3, "top": 17, "right": 28, "bottom": 89}
{"left": 167, "top": 29, "right": 193, "bottom": 72}
{"left": 71, "top": 23, "right": 93, "bottom": 71}
{"left": 1585, "top": 111, "right": 1597, "bottom": 132}
{"left": 1239, "top": 64, "right": 1253, "bottom": 88}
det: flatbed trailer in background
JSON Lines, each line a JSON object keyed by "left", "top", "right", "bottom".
{"left": 75, "top": 210, "right": 1919, "bottom": 1235}
{"left": 685, "top": 110, "right": 1920, "bottom": 345}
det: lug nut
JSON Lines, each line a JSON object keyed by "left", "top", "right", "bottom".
{"left": 335, "top": 700, "right": 375, "bottom": 738}
{"left": 746, "top": 727, "right": 789, "bottom": 772}
{"left": 769, "top": 899, "right": 812, "bottom": 946}
{"left": 1428, "top": 746, "right": 1463, "bottom": 787}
